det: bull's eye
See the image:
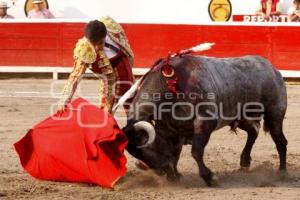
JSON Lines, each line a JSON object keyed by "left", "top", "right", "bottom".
{"left": 135, "top": 131, "right": 149, "bottom": 146}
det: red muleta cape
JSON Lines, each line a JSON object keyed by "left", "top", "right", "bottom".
{"left": 14, "top": 98, "right": 128, "bottom": 188}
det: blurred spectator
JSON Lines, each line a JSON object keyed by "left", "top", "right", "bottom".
{"left": 0, "top": 1, "right": 14, "bottom": 19}
{"left": 288, "top": 0, "right": 300, "bottom": 22}
{"left": 256, "top": 0, "right": 282, "bottom": 18}
{"left": 28, "top": 0, "right": 54, "bottom": 19}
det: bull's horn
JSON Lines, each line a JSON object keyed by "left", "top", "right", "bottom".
{"left": 134, "top": 121, "right": 156, "bottom": 148}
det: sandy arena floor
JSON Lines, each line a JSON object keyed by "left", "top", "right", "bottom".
{"left": 0, "top": 79, "right": 299, "bottom": 200}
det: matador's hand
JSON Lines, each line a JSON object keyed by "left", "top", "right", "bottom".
{"left": 57, "top": 104, "right": 68, "bottom": 117}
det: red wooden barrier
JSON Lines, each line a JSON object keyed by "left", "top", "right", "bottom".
{"left": 0, "top": 23, "right": 299, "bottom": 71}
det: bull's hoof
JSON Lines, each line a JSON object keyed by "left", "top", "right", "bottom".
{"left": 239, "top": 166, "right": 250, "bottom": 172}
{"left": 240, "top": 155, "right": 251, "bottom": 168}
{"left": 155, "top": 169, "right": 167, "bottom": 176}
{"left": 208, "top": 175, "right": 219, "bottom": 187}
{"left": 166, "top": 172, "right": 181, "bottom": 182}
{"left": 167, "top": 175, "right": 180, "bottom": 182}
{"left": 278, "top": 170, "right": 289, "bottom": 180}
{"left": 203, "top": 173, "right": 219, "bottom": 187}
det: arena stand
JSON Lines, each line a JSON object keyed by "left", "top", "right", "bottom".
{"left": 0, "top": 20, "right": 300, "bottom": 79}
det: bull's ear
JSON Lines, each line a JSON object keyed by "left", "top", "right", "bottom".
{"left": 149, "top": 114, "right": 156, "bottom": 126}
{"left": 151, "top": 120, "right": 156, "bottom": 126}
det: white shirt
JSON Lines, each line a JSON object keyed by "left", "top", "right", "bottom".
{"left": 27, "top": 8, "right": 55, "bottom": 19}
{"left": 288, "top": 7, "right": 300, "bottom": 22}
{"left": 288, "top": 7, "right": 296, "bottom": 15}
{"left": 0, "top": 14, "right": 14, "bottom": 19}
{"left": 104, "top": 36, "right": 120, "bottom": 59}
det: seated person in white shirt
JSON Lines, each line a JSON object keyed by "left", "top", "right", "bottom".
{"left": 27, "top": 0, "right": 54, "bottom": 19}
{"left": 0, "top": 1, "right": 14, "bottom": 19}
{"left": 288, "top": 0, "right": 300, "bottom": 22}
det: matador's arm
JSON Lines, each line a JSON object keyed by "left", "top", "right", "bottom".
{"left": 59, "top": 38, "right": 97, "bottom": 105}
{"left": 59, "top": 60, "right": 87, "bottom": 105}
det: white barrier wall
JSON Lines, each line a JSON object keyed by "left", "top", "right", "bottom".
{"left": 4, "top": 0, "right": 295, "bottom": 23}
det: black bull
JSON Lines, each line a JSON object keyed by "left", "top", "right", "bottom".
{"left": 123, "top": 55, "right": 288, "bottom": 186}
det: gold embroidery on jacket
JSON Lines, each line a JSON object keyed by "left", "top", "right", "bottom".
{"left": 100, "top": 16, "right": 134, "bottom": 65}
{"left": 60, "top": 40, "right": 116, "bottom": 113}
{"left": 74, "top": 38, "right": 97, "bottom": 64}
{"left": 60, "top": 18, "right": 133, "bottom": 113}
